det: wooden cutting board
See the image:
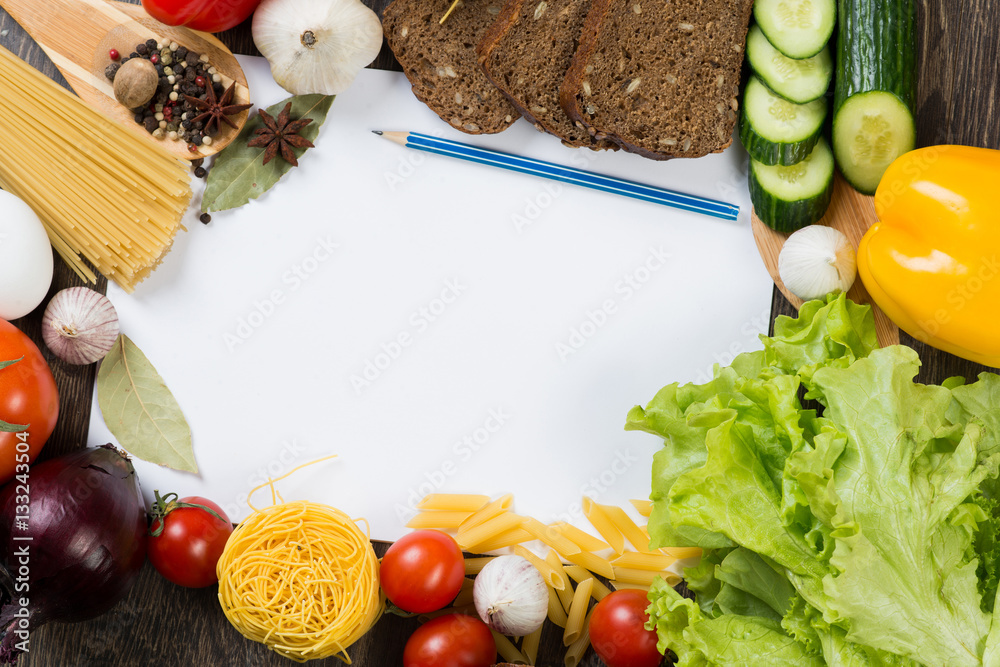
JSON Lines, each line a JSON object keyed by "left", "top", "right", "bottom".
{"left": 751, "top": 172, "right": 900, "bottom": 348}
{"left": 0, "top": 0, "right": 249, "bottom": 159}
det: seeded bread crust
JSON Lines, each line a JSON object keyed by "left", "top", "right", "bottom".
{"left": 383, "top": 0, "right": 520, "bottom": 134}
{"left": 477, "top": 0, "right": 615, "bottom": 149}
{"left": 559, "top": 0, "right": 754, "bottom": 159}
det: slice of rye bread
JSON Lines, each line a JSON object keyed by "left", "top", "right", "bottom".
{"left": 383, "top": 0, "right": 520, "bottom": 134}
{"left": 559, "top": 0, "right": 754, "bottom": 159}
{"left": 477, "top": 0, "right": 615, "bottom": 149}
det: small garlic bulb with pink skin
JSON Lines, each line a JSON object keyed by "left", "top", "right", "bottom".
{"left": 42, "top": 287, "right": 120, "bottom": 365}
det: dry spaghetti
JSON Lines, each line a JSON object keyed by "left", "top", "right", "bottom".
{"left": 0, "top": 44, "right": 190, "bottom": 292}
{"left": 216, "top": 463, "right": 382, "bottom": 663}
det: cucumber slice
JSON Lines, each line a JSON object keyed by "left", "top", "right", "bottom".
{"left": 754, "top": 0, "right": 837, "bottom": 60}
{"left": 746, "top": 25, "right": 833, "bottom": 104}
{"left": 832, "top": 92, "right": 914, "bottom": 195}
{"left": 750, "top": 137, "right": 834, "bottom": 232}
{"left": 740, "top": 76, "right": 827, "bottom": 166}
{"left": 833, "top": 0, "right": 917, "bottom": 195}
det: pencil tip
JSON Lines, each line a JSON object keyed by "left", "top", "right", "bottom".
{"left": 372, "top": 130, "right": 383, "bottom": 136}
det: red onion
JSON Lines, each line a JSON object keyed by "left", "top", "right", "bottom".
{"left": 0, "top": 445, "right": 147, "bottom": 662}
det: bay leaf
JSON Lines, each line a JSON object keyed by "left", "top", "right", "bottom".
{"left": 97, "top": 335, "right": 197, "bottom": 473}
{"left": 202, "top": 94, "right": 335, "bottom": 213}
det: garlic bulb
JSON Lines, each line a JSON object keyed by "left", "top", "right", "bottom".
{"left": 778, "top": 225, "right": 857, "bottom": 301}
{"left": 473, "top": 555, "right": 548, "bottom": 636}
{"left": 252, "top": 0, "right": 383, "bottom": 95}
{"left": 41, "top": 287, "right": 120, "bottom": 365}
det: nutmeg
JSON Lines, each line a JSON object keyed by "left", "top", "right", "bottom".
{"left": 112, "top": 58, "right": 159, "bottom": 110}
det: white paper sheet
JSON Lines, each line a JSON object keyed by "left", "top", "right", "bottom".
{"left": 87, "top": 56, "right": 774, "bottom": 542}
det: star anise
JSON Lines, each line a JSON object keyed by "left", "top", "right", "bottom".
{"left": 246, "top": 102, "right": 315, "bottom": 167}
{"left": 183, "top": 82, "right": 252, "bottom": 137}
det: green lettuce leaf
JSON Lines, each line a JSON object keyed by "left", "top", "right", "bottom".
{"left": 805, "top": 346, "right": 1000, "bottom": 665}
{"left": 647, "top": 577, "right": 825, "bottom": 667}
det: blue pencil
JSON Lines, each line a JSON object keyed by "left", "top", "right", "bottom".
{"left": 373, "top": 130, "right": 740, "bottom": 221}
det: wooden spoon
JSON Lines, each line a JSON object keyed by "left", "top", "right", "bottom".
{"left": 0, "top": 0, "right": 249, "bottom": 160}
{"left": 751, "top": 172, "right": 900, "bottom": 349}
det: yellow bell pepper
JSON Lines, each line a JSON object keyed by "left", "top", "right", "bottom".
{"left": 858, "top": 145, "right": 1000, "bottom": 367}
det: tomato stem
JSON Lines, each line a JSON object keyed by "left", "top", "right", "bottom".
{"left": 0, "top": 357, "right": 23, "bottom": 372}
{"left": 148, "top": 489, "right": 229, "bottom": 536}
{"left": 0, "top": 358, "right": 29, "bottom": 432}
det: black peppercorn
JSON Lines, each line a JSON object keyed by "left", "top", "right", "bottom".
{"left": 155, "top": 63, "right": 165, "bottom": 76}
{"left": 104, "top": 62, "right": 121, "bottom": 80}
{"left": 187, "top": 52, "right": 201, "bottom": 63}
{"left": 194, "top": 167, "right": 207, "bottom": 178}
{"left": 184, "top": 68, "right": 196, "bottom": 82}
{"left": 136, "top": 43, "right": 149, "bottom": 56}
{"left": 129, "top": 51, "right": 140, "bottom": 59}
{"left": 143, "top": 116, "right": 159, "bottom": 133}
{"left": 134, "top": 112, "right": 144, "bottom": 123}
{"left": 192, "top": 134, "right": 203, "bottom": 146}
{"left": 200, "top": 213, "right": 211, "bottom": 225}
{"left": 192, "top": 158, "right": 204, "bottom": 168}
{"left": 145, "top": 39, "right": 158, "bottom": 52}
{"left": 176, "top": 46, "right": 188, "bottom": 61}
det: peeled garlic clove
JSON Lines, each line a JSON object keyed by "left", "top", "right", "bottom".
{"left": 778, "top": 225, "right": 857, "bottom": 301}
{"left": 252, "top": 0, "right": 383, "bottom": 95}
{"left": 42, "top": 287, "right": 120, "bottom": 365}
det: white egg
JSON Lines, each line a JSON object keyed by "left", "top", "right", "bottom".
{"left": 0, "top": 189, "right": 54, "bottom": 320}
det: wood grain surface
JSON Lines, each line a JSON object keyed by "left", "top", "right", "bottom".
{"left": 0, "top": 1, "right": 995, "bottom": 665}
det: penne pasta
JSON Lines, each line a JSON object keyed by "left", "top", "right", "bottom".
{"left": 547, "top": 551, "right": 576, "bottom": 612}
{"left": 405, "top": 510, "right": 474, "bottom": 530}
{"left": 416, "top": 493, "right": 491, "bottom": 512}
{"left": 457, "top": 512, "right": 524, "bottom": 551}
{"left": 522, "top": 518, "right": 582, "bottom": 556}
{"left": 612, "top": 581, "right": 651, "bottom": 591}
{"left": 629, "top": 498, "right": 653, "bottom": 517}
{"left": 513, "top": 546, "right": 567, "bottom": 591}
{"left": 661, "top": 546, "right": 703, "bottom": 560}
{"left": 523, "top": 626, "right": 542, "bottom": 664}
{"left": 600, "top": 503, "right": 652, "bottom": 553}
{"left": 491, "top": 630, "right": 528, "bottom": 663}
{"left": 550, "top": 521, "right": 611, "bottom": 553}
{"left": 614, "top": 567, "right": 682, "bottom": 587}
{"left": 563, "top": 609, "right": 593, "bottom": 667}
{"left": 563, "top": 578, "right": 594, "bottom": 646}
{"left": 582, "top": 497, "right": 625, "bottom": 554}
{"left": 469, "top": 527, "right": 534, "bottom": 553}
{"left": 453, "top": 578, "right": 475, "bottom": 607}
{"left": 547, "top": 586, "right": 569, "bottom": 627}
{"left": 612, "top": 551, "right": 680, "bottom": 571}
{"left": 565, "top": 551, "right": 615, "bottom": 580}
{"left": 562, "top": 565, "right": 611, "bottom": 601}
{"left": 464, "top": 557, "right": 497, "bottom": 575}
{"left": 458, "top": 493, "right": 514, "bottom": 531}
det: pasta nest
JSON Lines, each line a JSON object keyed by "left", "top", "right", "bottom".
{"left": 217, "top": 501, "right": 383, "bottom": 663}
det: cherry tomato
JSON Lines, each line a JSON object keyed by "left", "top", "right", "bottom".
{"left": 380, "top": 529, "right": 465, "bottom": 613}
{"left": 140, "top": 0, "right": 261, "bottom": 33}
{"left": 590, "top": 589, "right": 663, "bottom": 667}
{"left": 148, "top": 494, "right": 233, "bottom": 588}
{"left": 403, "top": 614, "right": 496, "bottom": 667}
{"left": 0, "top": 319, "right": 58, "bottom": 485}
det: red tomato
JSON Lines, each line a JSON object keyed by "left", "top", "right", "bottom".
{"left": 148, "top": 495, "right": 233, "bottom": 588}
{"left": 590, "top": 589, "right": 663, "bottom": 667}
{"left": 380, "top": 529, "right": 465, "bottom": 613}
{"left": 140, "top": 0, "right": 261, "bottom": 33}
{"left": 0, "top": 319, "right": 58, "bottom": 485}
{"left": 403, "top": 614, "right": 496, "bottom": 667}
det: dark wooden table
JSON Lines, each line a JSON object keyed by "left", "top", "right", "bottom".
{"left": 0, "top": 1, "right": 996, "bottom": 665}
